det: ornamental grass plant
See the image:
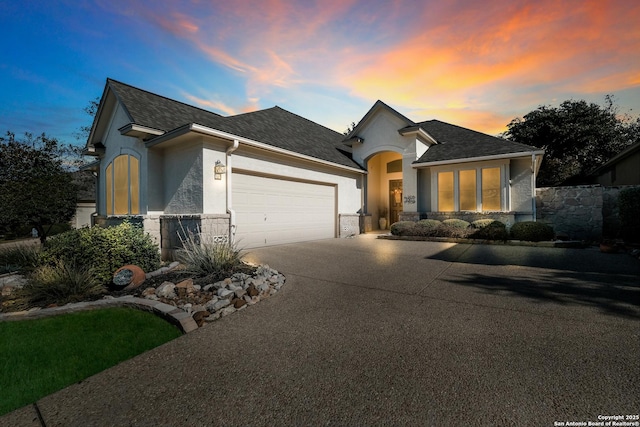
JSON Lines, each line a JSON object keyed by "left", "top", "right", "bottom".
{"left": 176, "top": 226, "right": 245, "bottom": 281}
{"left": 13, "top": 261, "right": 105, "bottom": 310}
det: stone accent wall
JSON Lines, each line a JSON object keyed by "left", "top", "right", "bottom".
{"left": 360, "top": 214, "right": 373, "bottom": 233}
{"left": 95, "top": 214, "right": 231, "bottom": 260}
{"left": 160, "top": 214, "right": 230, "bottom": 260}
{"left": 399, "top": 212, "right": 424, "bottom": 222}
{"left": 339, "top": 214, "right": 360, "bottom": 237}
{"left": 142, "top": 216, "right": 161, "bottom": 247}
{"left": 535, "top": 186, "right": 603, "bottom": 240}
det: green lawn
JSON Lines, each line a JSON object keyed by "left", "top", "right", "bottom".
{"left": 0, "top": 307, "right": 182, "bottom": 416}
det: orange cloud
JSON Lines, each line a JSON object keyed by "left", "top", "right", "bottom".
{"left": 108, "top": 0, "right": 639, "bottom": 134}
{"left": 336, "top": 0, "right": 640, "bottom": 132}
{"left": 182, "top": 93, "right": 238, "bottom": 116}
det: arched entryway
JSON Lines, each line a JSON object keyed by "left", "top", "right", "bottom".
{"left": 366, "top": 151, "right": 402, "bottom": 230}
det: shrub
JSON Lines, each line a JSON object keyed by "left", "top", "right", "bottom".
{"left": 470, "top": 220, "right": 509, "bottom": 241}
{"left": 433, "top": 224, "right": 473, "bottom": 238}
{"left": 416, "top": 219, "right": 441, "bottom": 229}
{"left": 0, "top": 244, "right": 40, "bottom": 274}
{"left": 176, "top": 228, "right": 244, "bottom": 281}
{"left": 442, "top": 219, "right": 471, "bottom": 229}
{"left": 510, "top": 221, "right": 554, "bottom": 242}
{"left": 619, "top": 187, "right": 640, "bottom": 242}
{"left": 390, "top": 221, "right": 416, "bottom": 236}
{"left": 41, "top": 222, "right": 160, "bottom": 285}
{"left": 15, "top": 261, "right": 105, "bottom": 309}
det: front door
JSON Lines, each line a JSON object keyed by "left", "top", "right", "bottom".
{"left": 389, "top": 179, "right": 403, "bottom": 224}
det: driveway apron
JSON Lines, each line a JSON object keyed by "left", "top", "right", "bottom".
{"left": 3, "top": 236, "right": 639, "bottom": 426}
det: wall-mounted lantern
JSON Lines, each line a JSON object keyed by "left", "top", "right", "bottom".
{"left": 214, "top": 160, "right": 226, "bottom": 180}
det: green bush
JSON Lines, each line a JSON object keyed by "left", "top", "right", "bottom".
{"left": 470, "top": 220, "right": 509, "bottom": 241}
{"left": 510, "top": 221, "right": 554, "bottom": 242}
{"left": 442, "top": 219, "right": 471, "bottom": 229}
{"left": 415, "top": 219, "right": 441, "bottom": 230}
{"left": 176, "top": 228, "right": 244, "bottom": 281}
{"left": 41, "top": 222, "right": 160, "bottom": 285}
{"left": 15, "top": 261, "right": 105, "bottom": 309}
{"left": 390, "top": 221, "right": 416, "bottom": 236}
{"left": 619, "top": 187, "right": 640, "bottom": 242}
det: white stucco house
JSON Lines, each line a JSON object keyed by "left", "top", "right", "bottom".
{"left": 84, "top": 79, "right": 543, "bottom": 258}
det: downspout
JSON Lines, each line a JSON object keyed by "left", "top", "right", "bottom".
{"left": 226, "top": 140, "right": 239, "bottom": 242}
{"left": 531, "top": 153, "right": 537, "bottom": 222}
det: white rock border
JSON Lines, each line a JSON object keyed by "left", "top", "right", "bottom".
{"left": 0, "top": 264, "right": 286, "bottom": 334}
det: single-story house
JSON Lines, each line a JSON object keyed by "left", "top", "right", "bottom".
{"left": 84, "top": 79, "right": 543, "bottom": 258}
{"left": 70, "top": 170, "right": 96, "bottom": 229}
{"left": 589, "top": 141, "right": 640, "bottom": 186}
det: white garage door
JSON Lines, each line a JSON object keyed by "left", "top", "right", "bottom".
{"left": 232, "top": 172, "right": 336, "bottom": 248}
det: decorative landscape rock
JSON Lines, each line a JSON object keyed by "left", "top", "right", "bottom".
{"left": 1, "top": 263, "right": 286, "bottom": 331}
{"left": 113, "top": 265, "right": 146, "bottom": 290}
{"left": 156, "top": 282, "right": 177, "bottom": 299}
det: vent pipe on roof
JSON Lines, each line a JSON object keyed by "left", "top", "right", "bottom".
{"left": 226, "top": 140, "right": 240, "bottom": 242}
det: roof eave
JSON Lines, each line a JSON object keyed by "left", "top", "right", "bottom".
{"left": 413, "top": 150, "right": 545, "bottom": 168}
{"left": 398, "top": 126, "right": 438, "bottom": 145}
{"left": 119, "top": 123, "right": 165, "bottom": 139}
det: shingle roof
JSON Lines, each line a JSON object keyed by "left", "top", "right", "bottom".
{"left": 221, "top": 107, "right": 360, "bottom": 168}
{"left": 412, "top": 120, "right": 540, "bottom": 163}
{"left": 106, "top": 79, "right": 361, "bottom": 170}
{"left": 108, "top": 79, "right": 227, "bottom": 132}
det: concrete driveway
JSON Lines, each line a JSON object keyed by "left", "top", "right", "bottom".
{"left": 4, "top": 236, "right": 639, "bottom": 426}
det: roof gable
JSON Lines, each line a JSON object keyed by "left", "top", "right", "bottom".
{"left": 344, "top": 100, "right": 414, "bottom": 144}
{"left": 107, "top": 79, "right": 226, "bottom": 133}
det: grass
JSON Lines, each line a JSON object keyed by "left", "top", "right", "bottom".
{"left": 0, "top": 307, "right": 182, "bottom": 416}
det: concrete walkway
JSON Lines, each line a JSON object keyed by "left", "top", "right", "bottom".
{"left": 3, "top": 236, "right": 639, "bottom": 426}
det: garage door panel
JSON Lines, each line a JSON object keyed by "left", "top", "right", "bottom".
{"left": 232, "top": 173, "right": 335, "bottom": 248}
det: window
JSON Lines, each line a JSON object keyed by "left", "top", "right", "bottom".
{"left": 459, "top": 169, "right": 476, "bottom": 211}
{"left": 436, "top": 166, "right": 503, "bottom": 212}
{"left": 105, "top": 154, "right": 139, "bottom": 215}
{"left": 437, "top": 171, "right": 454, "bottom": 211}
{"left": 481, "top": 168, "right": 501, "bottom": 211}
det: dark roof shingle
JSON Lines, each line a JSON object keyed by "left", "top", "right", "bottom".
{"left": 414, "top": 120, "right": 540, "bottom": 163}
{"left": 107, "top": 79, "right": 361, "bottom": 169}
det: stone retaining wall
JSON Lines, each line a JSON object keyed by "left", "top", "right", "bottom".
{"left": 536, "top": 185, "right": 603, "bottom": 240}
{"left": 535, "top": 184, "right": 640, "bottom": 240}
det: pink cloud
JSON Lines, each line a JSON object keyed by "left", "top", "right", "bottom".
{"left": 182, "top": 93, "right": 238, "bottom": 116}
{"left": 108, "top": 0, "right": 639, "bottom": 133}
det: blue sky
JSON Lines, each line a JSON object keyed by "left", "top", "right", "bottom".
{"left": 1, "top": 0, "right": 639, "bottom": 145}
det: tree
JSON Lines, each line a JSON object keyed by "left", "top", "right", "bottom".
{"left": 0, "top": 132, "right": 79, "bottom": 243}
{"left": 74, "top": 97, "right": 100, "bottom": 143}
{"left": 503, "top": 96, "right": 639, "bottom": 186}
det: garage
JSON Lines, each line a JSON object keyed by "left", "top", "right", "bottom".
{"left": 232, "top": 172, "right": 336, "bottom": 248}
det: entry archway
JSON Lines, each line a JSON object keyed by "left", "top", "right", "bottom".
{"left": 365, "top": 151, "right": 402, "bottom": 230}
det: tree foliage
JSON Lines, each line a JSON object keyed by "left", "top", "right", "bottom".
{"left": 74, "top": 97, "right": 100, "bottom": 142}
{"left": 0, "top": 132, "right": 79, "bottom": 243}
{"left": 504, "top": 96, "right": 639, "bottom": 186}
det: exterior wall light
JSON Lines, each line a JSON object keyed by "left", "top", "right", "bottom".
{"left": 214, "top": 160, "right": 226, "bottom": 180}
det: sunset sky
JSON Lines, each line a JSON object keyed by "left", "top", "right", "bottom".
{"left": 1, "top": 0, "right": 639, "bottom": 144}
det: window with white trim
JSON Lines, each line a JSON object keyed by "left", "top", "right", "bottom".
{"left": 435, "top": 166, "right": 505, "bottom": 212}
{"left": 105, "top": 154, "right": 140, "bottom": 215}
